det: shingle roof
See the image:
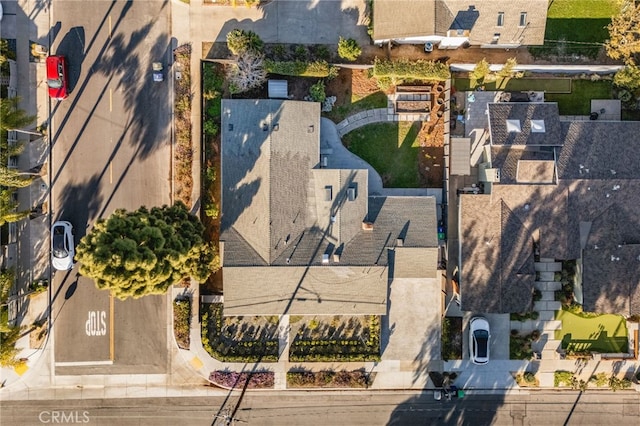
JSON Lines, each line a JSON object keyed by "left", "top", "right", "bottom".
{"left": 373, "top": 0, "right": 436, "bottom": 41}
{"left": 223, "top": 266, "right": 388, "bottom": 316}
{"left": 221, "top": 100, "right": 439, "bottom": 315}
{"left": 490, "top": 147, "right": 555, "bottom": 184}
{"left": 488, "top": 103, "right": 563, "bottom": 146}
{"left": 557, "top": 121, "right": 640, "bottom": 180}
{"left": 373, "top": 0, "right": 547, "bottom": 45}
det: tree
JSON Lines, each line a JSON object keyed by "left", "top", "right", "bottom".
{"left": 470, "top": 58, "right": 491, "bottom": 82}
{"left": 308, "top": 80, "right": 326, "bottom": 102}
{"left": 496, "top": 57, "right": 518, "bottom": 78}
{"left": 613, "top": 64, "right": 640, "bottom": 90}
{"left": 0, "top": 166, "right": 36, "bottom": 188}
{"left": 337, "top": 37, "right": 361, "bottom": 61}
{"left": 75, "top": 202, "right": 219, "bottom": 300}
{"left": 0, "top": 189, "right": 30, "bottom": 226}
{"left": 228, "top": 51, "right": 267, "bottom": 94}
{"left": 0, "top": 97, "right": 36, "bottom": 133}
{"left": 605, "top": 0, "right": 640, "bottom": 64}
{"left": 226, "top": 29, "right": 264, "bottom": 56}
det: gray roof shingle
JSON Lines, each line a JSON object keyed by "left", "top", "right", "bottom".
{"left": 488, "top": 103, "right": 563, "bottom": 146}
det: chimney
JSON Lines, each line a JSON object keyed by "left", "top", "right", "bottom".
{"left": 362, "top": 222, "right": 374, "bottom": 231}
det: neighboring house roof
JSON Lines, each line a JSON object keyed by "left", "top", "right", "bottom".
{"left": 488, "top": 103, "right": 563, "bottom": 146}
{"left": 461, "top": 105, "right": 640, "bottom": 316}
{"left": 221, "top": 99, "right": 438, "bottom": 316}
{"left": 373, "top": 0, "right": 547, "bottom": 45}
{"left": 373, "top": 0, "right": 436, "bottom": 42}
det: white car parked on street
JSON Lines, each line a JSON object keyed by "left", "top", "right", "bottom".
{"left": 51, "top": 221, "right": 75, "bottom": 271}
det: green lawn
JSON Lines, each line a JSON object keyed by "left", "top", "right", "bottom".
{"left": 555, "top": 309, "right": 628, "bottom": 353}
{"left": 343, "top": 122, "right": 420, "bottom": 188}
{"left": 453, "top": 78, "right": 572, "bottom": 93}
{"left": 529, "top": 0, "right": 619, "bottom": 59}
{"left": 325, "top": 91, "right": 388, "bottom": 123}
{"left": 545, "top": 80, "right": 613, "bottom": 115}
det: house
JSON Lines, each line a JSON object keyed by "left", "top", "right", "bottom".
{"left": 372, "top": 0, "right": 548, "bottom": 49}
{"left": 458, "top": 102, "right": 640, "bottom": 317}
{"left": 220, "top": 99, "right": 439, "bottom": 316}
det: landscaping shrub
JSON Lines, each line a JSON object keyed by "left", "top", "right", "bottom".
{"left": 510, "top": 330, "right": 539, "bottom": 359}
{"left": 554, "top": 370, "right": 574, "bottom": 387}
{"left": 264, "top": 59, "right": 338, "bottom": 78}
{"left": 287, "top": 369, "right": 370, "bottom": 388}
{"left": 226, "top": 29, "right": 264, "bottom": 55}
{"left": 590, "top": 372, "right": 609, "bottom": 387}
{"left": 608, "top": 375, "right": 632, "bottom": 392}
{"left": 173, "top": 298, "right": 191, "bottom": 349}
{"left": 228, "top": 51, "right": 267, "bottom": 94}
{"left": 523, "top": 372, "right": 536, "bottom": 384}
{"left": 470, "top": 58, "right": 491, "bottom": 82}
{"left": 441, "top": 317, "right": 463, "bottom": 361}
{"left": 308, "top": 81, "right": 326, "bottom": 102}
{"left": 337, "top": 37, "right": 361, "bottom": 61}
{"left": 209, "top": 370, "right": 274, "bottom": 389}
{"left": 373, "top": 58, "right": 450, "bottom": 82}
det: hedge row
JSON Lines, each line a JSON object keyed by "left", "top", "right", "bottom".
{"left": 373, "top": 58, "right": 450, "bottom": 81}
{"left": 264, "top": 59, "right": 338, "bottom": 78}
{"left": 173, "top": 299, "right": 191, "bottom": 350}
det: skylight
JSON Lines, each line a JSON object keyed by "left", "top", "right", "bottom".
{"left": 531, "top": 119, "right": 545, "bottom": 133}
{"left": 506, "top": 119, "right": 521, "bottom": 133}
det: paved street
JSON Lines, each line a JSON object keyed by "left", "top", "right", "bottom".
{"left": 1, "top": 391, "right": 639, "bottom": 426}
{"left": 49, "top": 0, "right": 172, "bottom": 374}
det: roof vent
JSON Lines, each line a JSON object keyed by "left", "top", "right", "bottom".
{"left": 273, "top": 123, "right": 279, "bottom": 131}
{"left": 362, "top": 222, "right": 374, "bottom": 231}
{"left": 228, "top": 124, "right": 234, "bottom": 131}
{"left": 262, "top": 122, "right": 268, "bottom": 131}
{"left": 506, "top": 119, "right": 521, "bottom": 133}
{"left": 330, "top": 215, "right": 336, "bottom": 223}
{"left": 308, "top": 125, "right": 315, "bottom": 133}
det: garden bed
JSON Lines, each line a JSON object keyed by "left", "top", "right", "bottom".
{"left": 510, "top": 329, "right": 540, "bottom": 360}
{"left": 173, "top": 44, "right": 193, "bottom": 207}
{"left": 441, "top": 317, "right": 462, "bottom": 361}
{"left": 173, "top": 298, "right": 191, "bottom": 349}
{"left": 201, "top": 303, "right": 279, "bottom": 362}
{"left": 289, "top": 315, "right": 380, "bottom": 362}
{"left": 209, "top": 370, "right": 274, "bottom": 389}
{"left": 287, "top": 369, "right": 372, "bottom": 388}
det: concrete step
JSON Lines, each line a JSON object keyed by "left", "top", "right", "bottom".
{"left": 547, "top": 262, "right": 563, "bottom": 272}
{"left": 535, "top": 281, "right": 562, "bottom": 292}
{"left": 543, "top": 320, "right": 562, "bottom": 331}
{"left": 546, "top": 301, "right": 562, "bottom": 311}
{"left": 539, "top": 258, "right": 555, "bottom": 263}
{"left": 538, "top": 271, "right": 556, "bottom": 281}
{"left": 537, "top": 310, "right": 556, "bottom": 321}
{"left": 540, "top": 291, "right": 556, "bottom": 301}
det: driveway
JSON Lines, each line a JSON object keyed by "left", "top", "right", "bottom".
{"left": 381, "top": 277, "right": 442, "bottom": 384}
{"left": 194, "top": 0, "right": 371, "bottom": 45}
{"left": 463, "top": 312, "right": 511, "bottom": 361}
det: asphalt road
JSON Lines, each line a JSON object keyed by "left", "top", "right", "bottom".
{"left": 50, "top": 0, "right": 172, "bottom": 374}
{"left": 1, "top": 391, "right": 639, "bottom": 426}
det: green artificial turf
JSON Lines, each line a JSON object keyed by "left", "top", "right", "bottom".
{"left": 452, "top": 78, "right": 572, "bottom": 93}
{"left": 555, "top": 309, "right": 628, "bottom": 353}
{"left": 342, "top": 122, "right": 420, "bottom": 188}
{"left": 545, "top": 80, "right": 613, "bottom": 115}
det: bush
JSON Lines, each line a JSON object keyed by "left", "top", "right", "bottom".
{"left": 309, "top": 81, "right": 326, "bottom": 102}
{"left": 523, "top": 372, "right": 536, "bottom": 384}
{"left": 591, "top": 372, "right": 608, "bottom": 387}
{"left": 226, "top": 29, "right": 264, "bottom": 55}
{"left": 554, "top": 370, "right": 574, "bottom": 387}
{"left": 173, "top": 299, "right": 191, "bottom": 349}
{"left": 337, "top": 37, "right": 361, "bottom": 61}
{"left": 373, "top": 58, "right": 450, "bottom": 82}
{"left": 264, "top": 60, "right": 337, "bottom": 78}
{"left": 228, "top": 51, "right": 267, "bottom": 94}
{"left": 209, "top": 370, "right": 274, "bottom": 389}
{"left": 293, "top": 45, "right": 308, "bottom": 61}
{"left": 203, "top": 120, "right": 218, "bottom": 137}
